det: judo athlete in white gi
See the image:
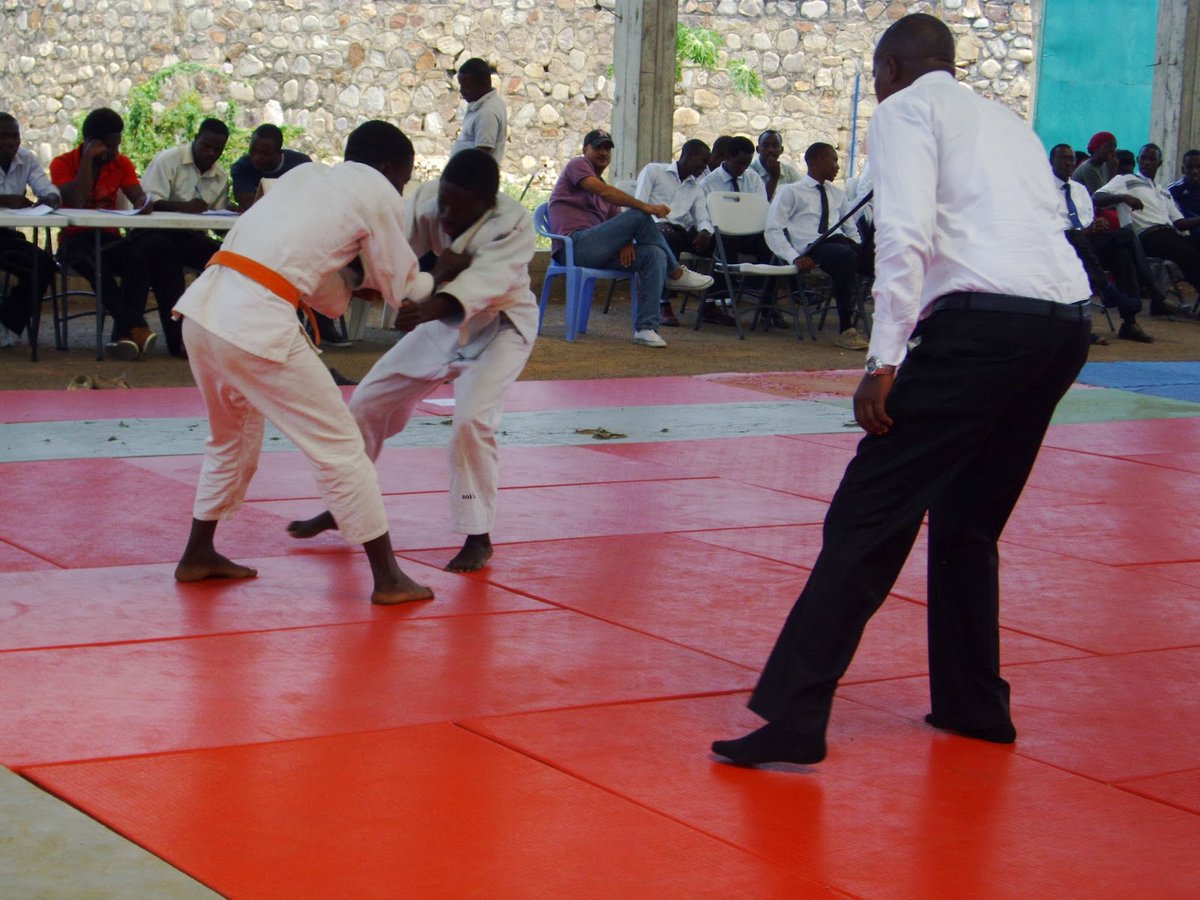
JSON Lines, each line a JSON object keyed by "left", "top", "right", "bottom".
{"left": 173, "top": 121, "right": 460, "bottom": 605}
{"left": 287, "top": 149, "right": 538, "bottom": 572}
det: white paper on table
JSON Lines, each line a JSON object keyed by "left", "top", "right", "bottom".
{"left": 96, "top": 197, "right": 153, "bottom": 216}
{"left": 8, "top": 204, "right": 56, "bottom": 216}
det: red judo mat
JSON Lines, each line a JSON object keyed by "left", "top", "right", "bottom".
{"left": 3, "top": 378, "right": 1200, "bottom": 896}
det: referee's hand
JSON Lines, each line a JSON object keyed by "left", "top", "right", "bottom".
{"left": 853, "top": 372, "right": 895, "bottom": 435}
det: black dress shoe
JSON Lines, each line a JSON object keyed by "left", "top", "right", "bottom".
{"left": 711, "top": 723, "right": 827, "bottom": 766}
{"left": 924, "top": 713, "right": 1015, "bottom": 744}
{"left": 1118, "top": 322, "right": 1154, "bottom": 343}
{"left": 702, "top": 307, "right": 737, "bottom": 326}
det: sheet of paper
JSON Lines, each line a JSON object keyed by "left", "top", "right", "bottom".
{"left": 7, "top": 204, "right": 56, "bottom": 216}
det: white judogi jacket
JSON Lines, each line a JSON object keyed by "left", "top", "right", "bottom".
{"left": 176, "top": 161, "right": 434, "bottom": 362}
{"left": 402, "top": 180, "right": 538, "bottom": 364}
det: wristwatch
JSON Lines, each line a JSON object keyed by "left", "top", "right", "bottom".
{"left": 864, "top": 356, "right": 895, "bottom": 376}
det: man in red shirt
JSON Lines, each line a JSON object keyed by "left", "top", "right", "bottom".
{"left": 50, "top": 107, "right": 157, "bottom": 359}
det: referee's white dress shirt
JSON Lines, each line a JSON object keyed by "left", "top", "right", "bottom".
{"left": 867, "top": 71, "right": 1088, "bottom": 365}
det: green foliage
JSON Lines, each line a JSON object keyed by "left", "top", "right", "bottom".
{"left": 606, "top": 25, "right": 765, "bottom": 100}
{"left": 675, "top": 25, "right": 722, "bottom": 79}
{"left": 110, "top": 62, "right": 302, "bottom": 172}
{"left": 676, "top": 25, "right": 765, "bottom": 100}
{"left": 727, "top": 59, "right": 765, "bottom": 100}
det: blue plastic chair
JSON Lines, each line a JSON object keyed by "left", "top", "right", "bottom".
{"left": 533, "top": 203, "right": 639, "bottom": 341}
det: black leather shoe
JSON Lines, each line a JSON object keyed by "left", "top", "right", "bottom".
{"left": 1118, "top": 322, "right": 1154, "bottom": 343}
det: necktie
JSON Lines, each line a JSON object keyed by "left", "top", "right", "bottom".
{"left": 817, "top": 182, "right": 829, "bottom": 234}
{"left": 731, "top": 174, "right": 739, "bottom": 192}
{"left": 1063, "top": 183, "right": 1083, "bottom": 230}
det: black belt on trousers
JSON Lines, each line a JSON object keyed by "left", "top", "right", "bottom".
{"left": 929, "top": 291, "right": 1088, "bottom": 321}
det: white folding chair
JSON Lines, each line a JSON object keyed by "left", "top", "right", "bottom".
{"left": 703, "top": 190, "right": 798, "bottom": 339}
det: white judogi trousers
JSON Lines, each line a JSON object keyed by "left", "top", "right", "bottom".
{"left": 183, "top": 317, "right": 389, "bottom": 545}
{"left": 350, "top": 316, "right": 532, "bottom": 535}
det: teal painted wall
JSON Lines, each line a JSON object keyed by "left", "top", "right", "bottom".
{"left": 1034, "top": 0, "right": 1159, "bottom": 153}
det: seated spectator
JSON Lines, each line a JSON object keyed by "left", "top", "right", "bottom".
{"left": 708, "top": 135, "right": 733, "bottom": 173}
{"left": 635, "top": 139, "right": 729, "bottom": 326}
{"left": 133, "top": 117, "right": 233, "bottom": 356}
{"left": 230, "top": 124, "right": 312, "bottom": 210}
{"left": 701, "top": 135, "right": 766, "bottom": 197}
{"left": 750, "top": 130, "right": 803, "bottom": 201}
{"left": 1049, "top": 143, "right": 1151, "bottom": 342}
{"left": 1114, "top": 149, "right": 1137, "bottom": 176}
{"left": 50, "top": 107, "right": 157, "bottom": 360}
{"left": 700, "top": 135, "right": 773, "bottom": 285}
{"left": 547, "top": 129, "right": 713, "bottom": 348}
{"left": 450, "top": 57, "right": 507, "bottom": 164}
{"left": 1168, "top": 149, "right": 1200, "bottom": 237}
{"left": 764, "top": 142, "right": 869, "bottom": 349}
{"left": 1096, "top": 143, "right": 1200, "bottom": 307}
{"left": 0, "top": 112, "right": 59, "bottom": 348}
{"left": 1072, "top": 131, "right": 1117, "bottom": 195}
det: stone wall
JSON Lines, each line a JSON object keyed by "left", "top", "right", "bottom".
{"left": 1, "top": 0, "right": 1038, "bottom": 187}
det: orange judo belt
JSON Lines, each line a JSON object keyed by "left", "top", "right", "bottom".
{"left": 205, "top": 249, "right": 322, "bottom": 345}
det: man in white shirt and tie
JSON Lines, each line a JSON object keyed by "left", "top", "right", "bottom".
{"left": 1050, "top": 143, "right": 1152, "bottom": 342}
{"left": 765, "top": 142, "right": 870, "bottom": 350}
{"left": 634, "top": 139, "right": 720, "bottom": 326}
{"left": 1094, "top": 143, "right": 1200, "bottom": 302}
{"left": 713, "top": 14, "right": 1090, "bottom": 767}
{"left": 750, "top": 130, "right": 803, "bottom": 201}
{"left": 700, "top": 135, "right": 765, "bottom": 198}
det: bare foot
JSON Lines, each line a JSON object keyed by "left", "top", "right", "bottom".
{"left": 371, "top": 572, "right": 435, "bottom": 605}
{"left": 288, "top": 511, "right": 337, "bottom": 539}
{"left": 175, "top": 552, "right": 258, "bottom": 583}
{"left": 445, "top": 534, "right": 493, "bottom": 572}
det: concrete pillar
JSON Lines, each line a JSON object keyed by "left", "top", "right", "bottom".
{"left": 610, "top": 0, "right": 677, "bottom": 187}
{"left": 1150, "top": 0, "right": 1200, "bottom": 180}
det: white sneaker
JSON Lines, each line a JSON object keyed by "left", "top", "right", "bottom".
{"left": 633, "top": 329, "right": 667, "bottom": 348}
{"left": 0, "top": 325, "right": 15, "bottom": 348}
{"left": 666, "top": 266, "right": 715, "bottom": 292}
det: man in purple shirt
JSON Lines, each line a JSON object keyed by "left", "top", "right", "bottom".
{"left": 547, "top": 129, "right": 712, "bottom": 347}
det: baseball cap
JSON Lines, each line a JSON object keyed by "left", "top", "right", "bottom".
{"left": 583, "top": 129, "right": 614, "bottom": 149}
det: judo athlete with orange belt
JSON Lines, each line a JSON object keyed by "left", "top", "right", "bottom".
{"left": 172, "top": 121, "right": 463, "bottom": 605}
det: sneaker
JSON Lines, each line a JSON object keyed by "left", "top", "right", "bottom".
{"left": 666, "top": 266, "right": 715, "bottom": 292}
{"left": 835, "top": 327, "right": 869, "bottom": 350}
{"left": 633, "top": 329, "right": 667, "bottom": 348}
{"left": 0, "top": 324, "right": 15, "bottom": 348}
{"left": 130, "top": 326, "right": 157, "bottom": 358}
{"left": 105, "top": 338, "right": 139, "bottom": 361}
{"left": 659, "top": 302, "right": 680, "bottom": 327}
{"left": 1118, "top": 322, "right": 1154, "bottom": 343}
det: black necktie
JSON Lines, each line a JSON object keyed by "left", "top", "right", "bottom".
{"left": 731, "top": 174, "right": 739, "bottom": 192}
{"left": 817, "top": 182, "right": 829, "bottom": 234}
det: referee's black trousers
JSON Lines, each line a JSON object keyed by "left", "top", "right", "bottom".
{"left": 749, "top": 305, "right": 1091, "bottom": 736}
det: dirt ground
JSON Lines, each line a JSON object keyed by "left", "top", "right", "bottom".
{"left": 3, "top": 284, "right": 1199, "bottom": 392}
